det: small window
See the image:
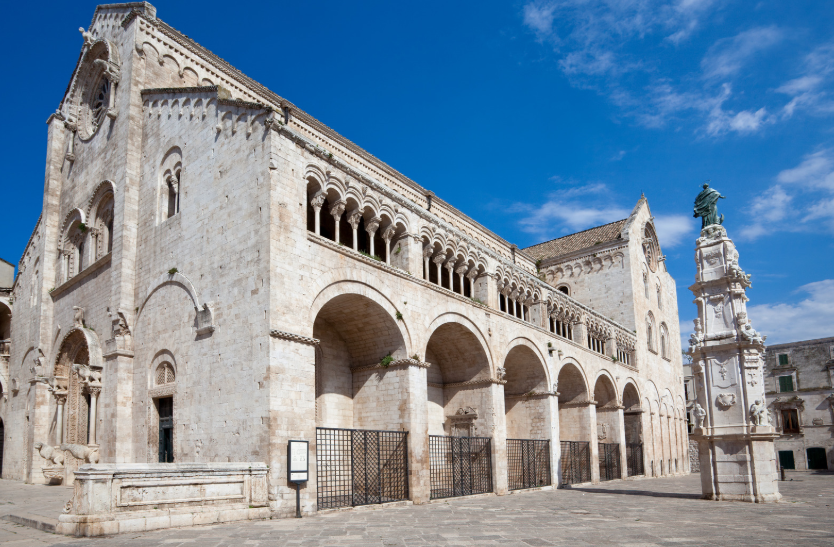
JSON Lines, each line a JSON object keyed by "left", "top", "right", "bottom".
{"left": 781, "top": 409, "right": 799, "bottom": 433}
{"left": 778, "top": 375, "right": 794, "bottom": 393}
{"left": 778, "top": 353, "right": 789, "bottom": 366}
{"left": 156, "top": 363, "right": 175, "bottom": 386}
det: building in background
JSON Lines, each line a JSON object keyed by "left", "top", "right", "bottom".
{"left": 765, "top": 337, "right": 834, "bottom": 471}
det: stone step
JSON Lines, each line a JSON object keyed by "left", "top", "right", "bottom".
{"left": 2, "top": 512, "right": 59, "bottom": 533}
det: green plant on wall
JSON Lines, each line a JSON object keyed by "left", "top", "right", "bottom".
{"left": 380, "top": 354, "right": 394, "bottom": 368}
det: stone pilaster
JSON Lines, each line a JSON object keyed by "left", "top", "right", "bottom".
{"left": 687, "top": 224, "right": 779, "bottom": 502}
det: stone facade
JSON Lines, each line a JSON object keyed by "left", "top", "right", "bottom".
{"left": 2, "top": 1, "right": 687, "bottom": 524}
{"left": 764, "top": 337, "right": 834, "bottom": 471}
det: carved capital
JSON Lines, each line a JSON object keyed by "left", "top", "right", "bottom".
{"left": 329, "top": 200, "right": 346, "bottom": 220}
{"left": 310, "top": 192, "right": 326, "bottom": 210}
{"left": 347, "top": 209, "right": 362, "bottom": 230}
{"left": 382, "top": 225, "right": 397, "bottom": 243}
{"left": 365, "top": 216, "right": 381, "bottom": 235}
{"left": 432, "top": 252, "right": 447, "bottom": 265}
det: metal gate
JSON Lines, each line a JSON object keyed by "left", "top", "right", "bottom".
{"left": 429, "top": 436, "right": 493, "bottom": 499}
{"left": 507, "top": 439, "right": 550, "bottom": 490}
{"left": 315, "top": 427, "right": 409, "bottom": 509}
{"left": 599, "top": 443, "right": 621, "bottom": 481}
{"left": 626, "top": 442, "right": 644, "bottom": 476}
{"left": 559, "top": 441, "right": 590, "bottom": 486}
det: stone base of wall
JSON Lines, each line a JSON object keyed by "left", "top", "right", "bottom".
{"left": 56, "top": 463, "right": 269, "bottom": 537}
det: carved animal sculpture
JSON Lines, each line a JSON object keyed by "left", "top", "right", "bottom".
{"left": 71, "top": 363, "right": 101, "bottom": 386}
{"left": 33, "top": 442, "right": 64, "bottom": 466}
{"left": 60, "top": 443, "right": 99, "bottom": 464}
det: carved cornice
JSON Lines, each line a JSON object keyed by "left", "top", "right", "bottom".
{"left": 351, "top": 359, "right": 430, "bottom": 373}
{"left": 430, "top": 378, "right": 507, "bottom": 390}
{"left": 505, "top": 391, "right": 558, "bottom": 400}
{"left": 560, "top": 399, "right": 598, "bottom": 408}
{"left": 269, "top": 329, "right": 319, "bottom": 346}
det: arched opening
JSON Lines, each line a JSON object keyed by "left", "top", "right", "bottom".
{"left": 92, "top": 191, "right": 115, "bottom": 258}
{"left": 425, "top": 321, "right": 494, "bottom": 499}
{"left": 594, "top": 375, "right": 621, "bottom": 481}
{"left": 52, "top": 330, "right": 100, "bottom": 479}
{"left": 557, "top": 363, "right": 591, "bottom": 485}
{"left": 622, "top": 383, "right": 644, "bottom": 476}
{"left": 314, "top": 293, "right": 406, "bottom": 430}
{"left": 504, "top": 345, "right": 552, "bottom": 490}
{"left": 557, "top": 285, "right": 570, "bottom": 296}
{"left": 503, "top": 345, "right": 548, "bottom": 439}
{"left": 425, "top": 322, "right": 491, "bottom": 436}
{"left": 313, "top": 293, "right": 411, "bottom": 508}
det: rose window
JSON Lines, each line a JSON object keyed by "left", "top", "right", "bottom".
{"left": 91, "top": 78, "right": 111, "bottom": 131}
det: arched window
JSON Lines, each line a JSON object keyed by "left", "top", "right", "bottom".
{"left": 92, "top": 191, "right": 115, "bottom": 259}
{"left": 643, "top": 272, "right": 650, "bottom": 299}
{"left": 660, "top": 323, "right": 669, "bottom": 360}
{"left": 156, "top": 362, "right": 175, "bottom": 386}
{"left": 657, "top": 284, "right": 662, "bottom": 310}
{"left": 62, "top": 219, "right": 88, "bottom": 282}
{"left": 647, "top": 312, "right": 656, "bottom": 353}
{"left": 160, "top": 147, "right": 183, "bottom": 222}
{"left": 557, "top": 285, "right": 570, "bottom": 296}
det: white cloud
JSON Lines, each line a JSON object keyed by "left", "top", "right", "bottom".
{"left": 653, "top": 214, "right": 696, "bottom": 248}
{"left": 776, "top": 42, "right": 834, "bottom": 117}
{"left": 700, "top": 26, "right": 783, "bottom": 80}
{"left": 747, "top": 279, "right": 834, "bottom": 344}
{"left": 522, "top": 2, "right": 557, "bottom": 39}
{"left": 776, "top": 149, "right": 834, "bottom": 190}
{"left": 512, "top": 182, "right": 630, "bottom": 238}
{"left": 741, "top": 149, "right": 834, "bottom": 239}
{"left": 739, "top": 186, "right": 792, "bottom": 240}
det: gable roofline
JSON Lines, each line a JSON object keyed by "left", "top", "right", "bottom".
{"left": 522, "top": 218, "right": 629, "bottom": 253}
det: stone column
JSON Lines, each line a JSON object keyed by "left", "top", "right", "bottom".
{"left": 347, "top": 210, "right": 362, "bottom": 252}
{"left": 422, "top": 244, "right": 433, "bottom": 281}
{"left": 432, "top": 252, "right": 446, "bottom": 286}
{"left": 466, "top": 268, "right": 479, "bottom": 300}
{"left": 443, "top": 259, "right": 455, "bottom": 291}
{"left": 87, "top": 387, "right": 101, "bottom": 446}
{"left": 402, "top": 362, "right": 430, "bottom": 503}
{"left": 455, "top": 264, "right": 468, "bottom": 295}
{"left": 55, "top": 393, "right": 67, "bottom": 445}
{"left": 488, "top": 382, "right": 509, "bottom": 495}
{"left": 616, "top": 405, "right": 628, "bottom": 479}
{"left": 544, "top": 391, "right": 561, "bottom": 488}
{"left": 688, "top": 223, "right": 779, "bottom": 502}
{"left": 588, "top": 402, "right": 600, "bottom": 483}
{"left": 382, "top": 226, "right": 396, "bottom": 265}
{"left": 330, "top": 200, "right": 346, "bottom": 245}
{"left": 310, "top": 193, "right": 325, "bottom": 236}
{"left": 366, "top": 217, "right": 380, "bottom": 257}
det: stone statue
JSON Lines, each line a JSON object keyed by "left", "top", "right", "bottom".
{"left": 60, "top": 443, "right": 99, "bottom": 464}
{"left": 496, "top": 367, "right": 506, "bottom": 381}
{"left": 693, "top": 403, "right": 706, "bottom": 428}
{"left": 33, "top": 442, "right": 65, "bottom": 466}
{"left": 73, "top": 306, "right": 85, "bottom": 328}
{"left": 737, "top": 312, "right": 766, "bottom": 345}
{"left": 689, "top": 318, "right": 704, "bottom": 349}
{"left": 750, "top": 399, "right": 769, "bottom": 426}
{"left": 693, "top": 183, "right": 725, "bottom": 229}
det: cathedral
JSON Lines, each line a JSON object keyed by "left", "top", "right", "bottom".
{"left": 1, "top": 2, "right": 687, "bottom": 533}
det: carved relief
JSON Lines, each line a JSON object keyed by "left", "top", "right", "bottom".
{"left": 716, "top": 393, "right": 737, "bottom": 408}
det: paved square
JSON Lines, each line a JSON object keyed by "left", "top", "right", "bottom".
{"left": 1, "top": 473, "right": 832, "bottom": 546}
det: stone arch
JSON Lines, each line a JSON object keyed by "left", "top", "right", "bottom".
{"left": 503, "top": 340, "right": 550, "bottom": 441}
{"left": 87, "top": 181, "right": 116, "bottom": 259}
{"left": 309, "top": 278, "right": 411, "bottom": 355}
{"left": 313, "top": 290, "right": 408, "bottom": 432}
{"left": 424, "top": 315, "right": 494, "bottom": 437}
{"left": 160, "top": 146, "right": 183, "bottom": 220}
{"left": 136, "top": 271, "right": 214, "bottom": 335}
{"left": 65, "top": 38, "right": 120, "bottom": 140}
{"left": 556, "top": 360, "right": 590, "bottom": 403}
{"left": 593, "top": 372, "right": 618, "bottom": 408}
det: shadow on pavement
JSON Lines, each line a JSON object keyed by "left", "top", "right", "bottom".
{"left": 568, "top": 487, "right": 702, "bottom": 500}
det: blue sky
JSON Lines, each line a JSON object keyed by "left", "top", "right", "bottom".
{"left": 2, "top": 1, "right": 833, "bottom": 344}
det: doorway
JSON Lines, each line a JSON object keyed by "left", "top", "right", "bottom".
{"left": 807, "top": 447, "right": 827, "bottom": 470}
{"left": 158, "top": 397, "right": 174, "bottom": 462}
{"left": 778, "top": 450, "right": 795, "bottom": 470}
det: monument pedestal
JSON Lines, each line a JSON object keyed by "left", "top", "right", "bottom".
{"left": 695, "top": 432, "right": 781, "bottom": 503}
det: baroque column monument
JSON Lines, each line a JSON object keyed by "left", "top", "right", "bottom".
{"left": 687, "top": 184, "right": 781, "bottom": 502}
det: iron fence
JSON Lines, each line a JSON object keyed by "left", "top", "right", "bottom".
{"left": 315, "top": 427, "right": 409, "bottom": 509}
{"left": 429, "top": 435, "right": 493, "bottom": 499}
{"left": 626, "top": 443, "right": 644, "bottom": 477}
{"left": 599, "top": 442, "right": 621, "bottom": 481}
{"left": 507, "top": 439, "right": 550, "bottom": 490}
{"left": 559, "top": 441, "right": 590, "bottom": 486}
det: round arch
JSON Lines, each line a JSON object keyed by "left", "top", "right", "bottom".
{"left": 309, "top": 277, "right": 411, "bottom": 356}
{"left": 502, "top": 340, "right": 549, "bottom": 395}
{"left": 424, "top": 312, "right": 493, "bottom": 376}
{"left": 555, "top": 359, "right": 590, "bottom": 403}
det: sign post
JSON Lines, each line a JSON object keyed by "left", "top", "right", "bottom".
{"left": 287, "top": 440, "right": 309, "bottom": 518}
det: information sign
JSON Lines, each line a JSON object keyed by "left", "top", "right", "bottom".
{"left": 288, "top": 440, "right": 309, "bottom": 483}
